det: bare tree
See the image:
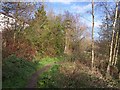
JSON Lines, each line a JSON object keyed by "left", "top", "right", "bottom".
{"left": 64, "top": 19, "right": 72, "bottom": 56}
{"left": 63, "top": 12, "right": 88, "bottom": 61}
{"left": 2, "top": 3, "right": 36, "bottom": 36}
{"left": 114, "top": 34, "right": 120, "bottom": 66}
{"left": 112, "top": 31, "right": 119, "bottom": 65}
{"left": 114, "top": 5, "right": 120, "bottom": 66}
{"left": 91, "top": 0, "right": 95, "bottom": 71}
{"left": 107, "top": 1, "right": 119, "bottom": 75}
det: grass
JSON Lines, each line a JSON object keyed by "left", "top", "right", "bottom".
{"left": 2, "top": 55, "right": 38, "bottom": 88}
{"left": 36, "top": 56, "right": 63, "bottom": 69}
{"left": 3, "top": 54, "right": 119, "bottom": 88}
{"left": 37, "top": 64, "right": 62, "bottom": 88}
{"left": 2, "top": 55, "right": 63, "bottom": 88}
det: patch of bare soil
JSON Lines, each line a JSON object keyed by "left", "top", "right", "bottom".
{"left": 26, "top": 61, "right": 64, "bottom": 88}
{"left": 26, "top": 64, "right": 51, "bottom": 88}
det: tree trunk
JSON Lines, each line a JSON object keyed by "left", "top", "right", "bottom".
{"left": 114, "top": 10, "right": 120, "bottom": 66}
{"left": 64, "top": 27, "right": 69, "bottom": 55}
{"left": 107, "top": 1, "right": 119, "bottom": 75}
{"left": 64, "top": 20, "right": 71, "bottom": 56}
{"left": 114, "top": 37, "right": 119, "bottom": 66}
{"left": 112, "top": 31, "right": 119, "bottom": 65}
{"left": 91, "top": 0, "right": 95, "bottom": 71}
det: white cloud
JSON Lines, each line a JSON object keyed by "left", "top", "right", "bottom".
{"left": 81, "top": 17, "right": 101, "bottom": 28}
{"left": 70, "top": 3, "right": 102, "bottom": 28}
{"left": 81, "top": 18, "right": 101, "bottom": 38}
{"left": 71, "top": 3, "right": 92, "bottom": 13}
{"left": 87, "top": 20, "right": 101, "bottom": 28}
{"left": 47, "top": 0, "right": 77, "bottom": 4}
{"left": 1, "top": 0, "right": 116, "bottom": 2}
{"left": 47, "top": 0, "right": 115, "bottom": 3}
{"left": 95, "top": 20, "right": 102, "bottom": 28}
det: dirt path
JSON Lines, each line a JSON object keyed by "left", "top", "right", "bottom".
{"left": 26, "top": 61, "right": 64, "bottom": 88}
{"left": 26, "top": 64, "right": 52, "bottom": 88}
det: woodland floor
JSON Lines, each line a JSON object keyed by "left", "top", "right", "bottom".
{"left": 25, "top": 60, "right": 120, "bottom": 88}
{"left": 4, "top": 56, "right": 119, "bottom": 88}
{"left": 26, "top": 61, "right": 64, "bottom": 88}
{"left": 26, "top": 64, "right": 52, "bottom": 88}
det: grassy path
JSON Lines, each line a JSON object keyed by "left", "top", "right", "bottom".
{"left": 26, "top": 60, "right": 64, "bottom": 88}
{"left": 26, "top": 64, "right": 52, "bottom": 88}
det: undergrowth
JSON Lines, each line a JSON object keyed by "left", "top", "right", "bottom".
{"left": 2, "top": 55, "right": 63, "bottom": 88}
{"left": 37, "top": 61, "right": 120, "bottom": 88}
{"left": 37, "top": 65, "right": 62, "bottom": 88}
{"left": 36, "top": 56, "right": 63, "bottom": 69}
{"left": 2, "top": 55, "right": 38, "bottom": 88}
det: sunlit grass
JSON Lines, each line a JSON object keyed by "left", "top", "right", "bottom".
{"left": 36, "top": 56, "right": 64, "bottom": 69}
{"left": 2, "top": 55, "right": 63, "bottom": 88}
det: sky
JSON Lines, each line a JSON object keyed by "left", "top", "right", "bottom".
{"left": 44, "top": 1, "right": 116, "bottom": 39}
{"left": 0, "top": 0, "right": 116, "bottom": 39}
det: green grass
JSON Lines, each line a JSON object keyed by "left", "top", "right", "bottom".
{"left": 2, "top": 55, "right": 38, "bottom": 88}
{"left": 2, "top": 55, "right": 63, "bottom": 88}
{"left": 37, "top": 64, "right": 62, "bottom": 88}
{"left": 3, "top": 54, "right": 119, "bottom": 88}
{"left": 36, "top": 56, "right": 63, "bottom": 69}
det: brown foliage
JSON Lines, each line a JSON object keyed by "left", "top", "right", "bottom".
{"left": 2, "top": 30, "right": 37, "bottom": 61}
{"left": 109, "top": 65, "right": 119, "bottom": 79}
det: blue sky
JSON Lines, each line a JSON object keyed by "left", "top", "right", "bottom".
{"left": 45, "top": 2, "right": 101, "bottom": 39}
{"left": 0, "top": 0, "right": 116, "bottom": 39}
{"left": 44, "top": 1, "right": 115, "bottom": 39}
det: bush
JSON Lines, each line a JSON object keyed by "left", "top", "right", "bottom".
{"left": 37, "top": 65, "right": 61, "bottom": 88}
{"left": 2, "top": 30, "right": 37, "bottom": 61}
{"left": 116, "top": 56, "right": 120, "bottom": 73}
{"left": 2, "top": 55, "right": 38, "bottom": 88}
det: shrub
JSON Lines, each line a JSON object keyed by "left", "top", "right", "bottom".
{"left": 116, "top": 56, "right": 120, "bottom": 73}
{"left": 2, "top": 55, "right": 38, "bottom": 88}
{"left": 2, "top": 30, "right": 37, "bottom": 61}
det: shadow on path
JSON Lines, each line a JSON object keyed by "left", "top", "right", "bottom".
{"left": 26, "top": 64, "right": 52, "bottom": 88}
{"left": 26, "top": 61, "right": 64, "bottom": 88}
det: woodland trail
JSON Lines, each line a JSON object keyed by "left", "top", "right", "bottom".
{"left": 26, "top": 61, "right": 64, "bottom": 88}
{"left": 26, "top": 64, "right": 52, "bottom": 88}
